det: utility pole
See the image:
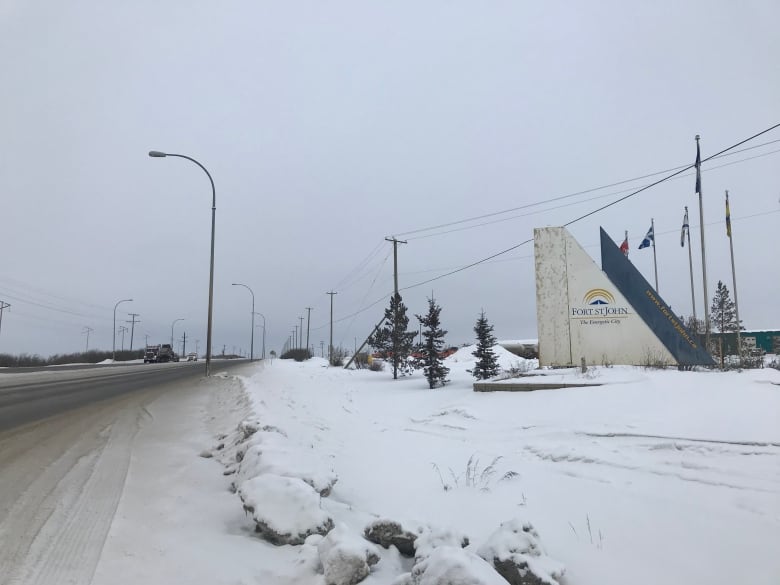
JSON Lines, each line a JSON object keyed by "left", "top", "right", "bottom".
{"left": 144, "top": 333, "right": 150, "bottom": 347}
{"left": 82, "top": 326, "right": 93, "bottom": 352}
{"left": 298, "top": 316, "right": 304, "bottom": 350}
{"left": 695, "top": 134, "right": 712, "bottom": 353}
{"left": 181, "top": 331, "right": 187, "bottom": 356}
{"left": 320, "top": 340, "right": 324, "bottom": 357}
{"left": 385, "top": 237, "right": 408, "bottom": 300}
{"left": 294, "top": 325, "right": 298, "bottom": 350}
{"left": 126, "top": 313, "right": 140, "bottom": 351}
{"left": 305, "top": 307, "right": 312, "bottom": 356}
{"left": 385, "top": 237, "right": 407, "bottom": 379}
{"left": 725, "top": 190, "right": 742, "bottom": 358}
{"left": 326, "top": 291, "right": 337, "bottom": 364}
{"left": 118, "top": 325, "right": 128, "bottom": 351}
{"left": 0, "top": 301, "right": 10, "bottom": 339}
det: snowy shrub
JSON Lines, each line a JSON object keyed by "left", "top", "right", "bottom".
{"left": 491, "top": 360, "right": 534, "bottom": 381}
{"left": 364, "top": 519, "right": 418, "bottom": 557}
{"left": 330, "top": 346, "right": 349, "bottom": 367}
{"left": 238, "top": 418, "right": 262, "bottom": 440}
{"left": 234, "top": 431, "right": 338, "bottom": 496}
{"left": 410, "top": 546, "right": 507, "bottom": 585}
{"left": 476, "top": 519, "right": 565, "bottom": 585}
{"left": 431, "top": 455, "right": 517, "bottom": 492}
{"left": 238, "top": 474, "right": 334, "bottom": 545}
{"left": 413, "top": 526, "right": 469, "bottom": 562}
{"left": 317, "top": 524, "right": 380, "bottom": 585}
{"left": 282, "top": 348, "right": 311, "bottom": 361}
{"left": 641, "top": 349, "right": 671, "bottom": 369}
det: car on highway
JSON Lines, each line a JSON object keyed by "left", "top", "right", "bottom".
{"left": 186, "top": 352, "right": 198, "bottom": 361}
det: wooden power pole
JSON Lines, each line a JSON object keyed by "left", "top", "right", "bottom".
{"left": 327, "top": 291, "right": 337, "bottom": 364}
{"left": 385, "top": 237, "right": 407, "bottom": 379}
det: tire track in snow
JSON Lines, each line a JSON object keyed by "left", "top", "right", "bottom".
{"left": 0, "top": 390, "right": 152, "bottom": 585}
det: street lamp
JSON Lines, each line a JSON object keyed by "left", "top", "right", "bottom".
{"left": 149, "top": 150, "right": 216, "bottom": 376}
{"left": 231, "top": 283, "right": 255, "bottom": 361}
{"left": 171, "top": 318, "right": 185, "bottom": 349}
{"left": 113, "top": 298, "right": 132, "bottom": 361}
{"left": 255, "top": 311, "right": 266, "bottom": 359}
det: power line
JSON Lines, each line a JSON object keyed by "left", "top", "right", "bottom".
{"left": 0, "top": 275, "right": 113, "bottom": 313}
{"left": 565, "top": 124, "right": 780, "bottom": 227}
{"left": 404, "top": 145, "right": 780, "bottom": 241}
{"left": 391, "top": 137, "right": 780, "bottom": 239}
{"left": 0, "top": 290, "right": 107, "bottom": 320}
{"left": 325, "top": 124, "right": 780, "bottom": 324}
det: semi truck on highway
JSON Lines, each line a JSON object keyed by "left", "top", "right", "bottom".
{"left": 143, "top": 344, "right": 177, "bottom": 363}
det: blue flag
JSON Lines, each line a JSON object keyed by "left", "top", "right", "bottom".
{"left": 638, "top": 223, "right": 654, "bottom": 249}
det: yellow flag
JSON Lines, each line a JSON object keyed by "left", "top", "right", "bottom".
{"left": 725, "top": 193, "right": 732, "bottom": 238}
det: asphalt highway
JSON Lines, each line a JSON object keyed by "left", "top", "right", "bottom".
{"left": 0, "top": 359, "right": 249, "bottom": 431}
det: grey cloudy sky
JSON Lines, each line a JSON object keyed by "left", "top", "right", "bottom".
{"left": 1, "top": 1, "right": 778, "bottom": 358}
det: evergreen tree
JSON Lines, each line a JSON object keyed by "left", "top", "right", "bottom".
{"left": 682, "top": 315, "right": 705, "bottom": 335}
{"left": 368, "top": 323, "right": 391, "bottom": 359}
{"left": 710, "top": 281, "right": 741, "bottom": 333}
{"left": 471, "top": 310, "right": 500, "bottom": 380}
{"left": 416, "top": 296, "right": 449, "bottom": 388}
{"left": 369, "top": 293, "right": 416, "bottom": 379}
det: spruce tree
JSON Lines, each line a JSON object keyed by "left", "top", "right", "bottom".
{"left": 368, "top": 323, "right": 391, "bottom": 359}
{"left": 416, "top": 296, "right": 449, "bottom": 388}
{"left": 471, "top": 310, "right": 500, "bottom": 380}
{"left": 710, "top": 281, "right": 741, "bottom": 333}
{"left": 369, "top": 293, "right": 416, "bottom": 378}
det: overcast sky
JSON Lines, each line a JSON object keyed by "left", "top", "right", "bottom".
{"left": 1, "top": 1, "right": 778, "bottom": 358}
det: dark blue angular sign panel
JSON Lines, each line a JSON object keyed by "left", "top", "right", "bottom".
{"left": 600, "top": 228, "right": 714, "bottom": 366}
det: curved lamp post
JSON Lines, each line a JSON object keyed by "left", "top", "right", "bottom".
{"left": 232, "top": 283, "right": 254, "bottom": 360}
{"left": 254, "top": 311, "right": 266, "bottom": 359}
{"left": 171, "top": 318, "right": 185, "bottom": 349}
{"left": 149, "top": 150, "right": 215, "bottom": 376}
{"left": 113, "top": 298, "right": 133, "bottom": 361}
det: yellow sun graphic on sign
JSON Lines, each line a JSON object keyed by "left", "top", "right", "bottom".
{"left": 583, "top": 288, "right": 615, "bottom": 305}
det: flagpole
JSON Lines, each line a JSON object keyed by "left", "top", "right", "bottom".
{"left": 726, "top": 190, "right": 742, "bottom": 358}
{"left": 696, "top": 134, "right": 711, "bottom": 353}
{"left": 651, "top": 217, "right": 658, "bottom": 292}
{"left": 685, "top": 206, "right": 697, "bottom": 324}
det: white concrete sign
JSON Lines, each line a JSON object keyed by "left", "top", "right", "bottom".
{"left": 534, "top": 227, "right": 675, "bottom": 366}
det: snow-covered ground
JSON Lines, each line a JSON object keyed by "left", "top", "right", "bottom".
{"left": 95, "top": 350, "right": 780, "bottom": 584}
{"left": 200, "top": 349, "right": 779, "bottom": 584}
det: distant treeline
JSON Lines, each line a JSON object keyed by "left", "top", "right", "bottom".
{"left": 0, "top": 349, "right": 143, "bottom": 368}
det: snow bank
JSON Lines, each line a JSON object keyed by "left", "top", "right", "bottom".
{"left": 217, "top": 356, "right": 780, "bottom": 585}
{"left": 410, "top": 546, "right": 507, "bottom": 585}
{"left": 318, "top": 524, "right": 380, "bottom": 585}
{"left": 234, "top": 427, "right": 337, "bottom": 496}
{"left": 446, "top": 344, "right": 536, "bottom": 374}
{"left": 477, "top": 519, "right": 565, "bottom": 585}
{"left": 414, "top": 526, "right": 470, "bottom": 561}
{"left": 238, "top": 474, "right": 334, "bottom": 545}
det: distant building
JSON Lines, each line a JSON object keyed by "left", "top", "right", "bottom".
{"left": 710, "top": 330, "right": 780, "bottom": 355}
